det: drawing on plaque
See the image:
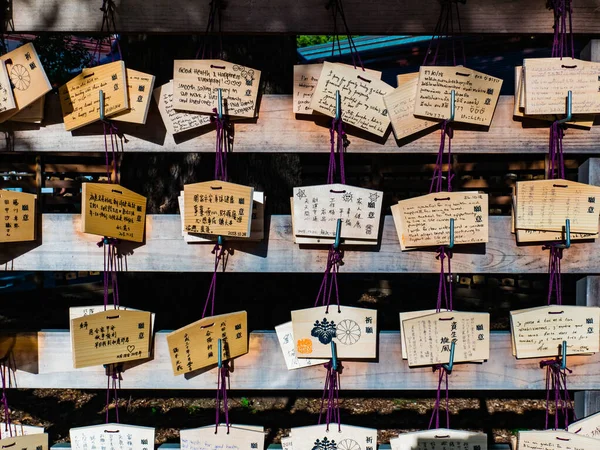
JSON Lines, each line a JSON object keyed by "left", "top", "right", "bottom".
{"left": 296, "top": 338, "right": 313, "bottom": 354}
{"left": 336, "top": 320, "right": 361, "bottom": 345}
{"left": 313, "top": 437, "right": 338, "bottom": 450}
{"left": 337, "top": 439, "right": 361, "bottom": 450}
{"left": 296, "top": 189, "right": 306, "bottom": 199}
{"left": 311, "top": 318, "right": 337, "bottom": 344}
{"left": 10, "top": 64, "right": 30, "bottom": 90}
{"left": 233, "top": 65, "right": 256, "bottom": 86}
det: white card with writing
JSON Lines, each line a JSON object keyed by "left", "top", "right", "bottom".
{"left": 181, "top": 424, "right": 264, "bottom": 450}
{"left": 70, "top": 423, "right": 154, "bottom": 450}
{"left": 173, "top": 59, "right": 261, "bottom": 117}
{"left": 399, "top": 309, "right": 438, "bottom": 359}
{"left": 391, "top": 428, "right": 487, "bottom": 450}
{"left": 0, "top": 434, "right": 48, "bottom": 450}
{"left": 0, "top": 60, "right": 15, "bottom": 114}
{"left": 310, "top": 61, "right": 392, "bottom": 137}
{"left": 517, "top": 430, "right": 600, "bottom": 450}
{"left": 290, "top": 424, "right": 377, "bottom": 450}
{"left": 291, "top": 305, "right": 377, "bottom": 359}
{"left": 292, "top": 184, "right": 383, "bottom": 241}
{"left": 281, "top": 436, "right": 294, "bottom": 450}
{"left": 293, "top": 63, "right": 381, "bottom": 115}
{"left": 275, "top": 321, "right": 327, "bottom": 370}
{"left": 392, "top": 192, "right": 488, "bottom": 250}
{"left": 402, "top": 311, "right": 490, "bottom": 367}
{"left": 0, "top": 423, "right": 44, "bottom": 436}
{"left": 510, "top": 305, "right": 600, "bottom": 359}
{"left": 414, "top": 66, "right": 502, "bottom": 126}
{"left": 153, "top": 80, "right": 211, "bottom": 134}
{"left": 568, "top": 411, "right": 600, "bottom": 438}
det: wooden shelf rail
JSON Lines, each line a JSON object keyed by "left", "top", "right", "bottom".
{"left": 2, "top": 95, "right": 600, "bottom": 154}
{"left": 3, "top": 330, "right": 599, "bottom": 391}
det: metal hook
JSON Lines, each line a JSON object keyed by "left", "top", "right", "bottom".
{"left": 218, "top": 338, "right": 223, "bottom": 368}
{"left": 335, "top": 90, "right": 341, "bottom": 121}
{"left": 442, "top": 341, "right": 455, "bottom": 372}
{"left": 555, "top": 219, "right": 570, "bottom": 249}
{"left": 217, "top": 88, "right": 223, "bottom": 119}
{"left": 333, "top": 218, "right": 342, "bottom": 250}
{"left": 557, "top": 91, "right": 573, "bottom": 125}
{"left": 448, "top": 90, "right": 456, "bottom": 122}
{"left": 447, "top": 218, "right": 455, "bottom": 249}
{"left": 331, "top": 341, "right": 338, "bottom": 371}
{"left": 560, "top": 340, "right": 567, "bottom": 370}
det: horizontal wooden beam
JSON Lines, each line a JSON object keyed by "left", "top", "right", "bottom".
{"left": 2, "top": 215, "right": 600, "bottom": 273}
{"left": 3, "top": 330, "right": 599, "bottom": 390}
{"left": 50, "top": 445, "right": 512, "bottom": 450}
{"left": 2, "top": 95, "right": 600, "bottom": 154}
{"left": 11, "top": 0, "right": 600, "bottom": 34}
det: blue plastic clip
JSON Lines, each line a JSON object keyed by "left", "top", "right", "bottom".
{"left": 442, "top": 341, "right": 456, "bottom": 372}
{"left": 448, "top": 218, "right": 455, "bottom": 249}
{"left": 335, "top": 90, "right": 341, "bottom": 120}
{"left": 557, "top": 91, "right": 573, "bottom": 125}
{"left": 217, "top": 88, "right": 223, "bottom": 119}
{"left": 564, "top": 219, "right": 571, "bottom": 249}
{"left": 448, "top": 90, "right": 456, "bottom": 122}
{"left": 333, "top": 218, "right": 342, "bottom": 250}
{"left": 99, "top": 90, "right": 106, "bottom": 122}
{"left": 559, "top": 340, "right": 568, "bottom": 370}
{"left": 217, "top": 235, "right": 224, "bottom": 246}
{"left": 218, "top": 338, "right": 223, "bottom": 368}
{"left": 331, "top": 341, "right": 338, "bottom": 371}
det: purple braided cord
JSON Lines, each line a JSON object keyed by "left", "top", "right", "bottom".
{"left": 318, "top": 361, "right": 342, "bottom": 432}
{"left": 0, "top": 362, "right": 11, "bottom": 437}
{"left": 314, "top": 248, "right": 342, "bottom": 314}
{"left": 428, "top": 365, "right": 450, "bottom": 429}
{"left": 215, "top": 363, "right": 231, "bottom": 433}
{"left": 203, "top": 243, "right": 227, "bottom": 319}
{"left": 540, "top": 358, "right": 574, "bottom": 429}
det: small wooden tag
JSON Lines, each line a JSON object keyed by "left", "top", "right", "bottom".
{"left": 293, "top": 63, "right": 381, "bottom": 115}
{"left": 81, "top": 183, "right": 147, "bottom": 242}
{"left": 568, "top": 411, "right": 600, "bottom": 438}
{"left": 402, "top": 311, "right": 490, "bottom": 367}
{"left": 513, "top": 66, "right": 594, "bottom": 127}
{"left": 524, "top": 57, "right": 600, "bottom": 115}
{"left": 510, "top": 305, "right": 600, "bottom": 359}
{"left": 517, "top": 430, "right": 599, "bottom": 450}
{"left": 292, "top": 184, "right": 384, "bottom": 241}
{"left": 173, "top": 59, "right": 261, "bottom": 117}
{"left": 399, "top": 309, "right": 437, "bottom": 359}
{"left": 384, "top": 72, "right": 437, "bottom": 140}
{"left": 0, "top": 190, "right": 36, "bottom": 243}
{"left": 391, "top": 428, "right": 488, "bottom": 450}
{"left": 153, "top": 80, "right": 211, "bottom": 134}
{"left": 291, "top": 305, "right": 377, "bottom": 359}
{"left": 59, "top": 60, "right": 128, "bottom": 131}
{"left": 310, "top": 61, "right": 393, "bottom": 137}
{"left": 166, "top": 311, "right": 248, "bottom": 375}
{"left": 392, "top": 192, "right": 488, "bottom": 249}
{"left": 70, "top": 423, "right": 155, "bottom": 450}
{"left": 70, "top": 309, "right": 152, "bottom": 368}
{"left": 111, "top": 69, "right": 156, "bottom": 124}
{"left": 179, "top": 191, "right": 265, "bottom": 242}
{"left": 0, "top": 60, "right": 15, "bottom": 115}
{"left": 181, "top": 424, "right": 264, "bottom": 450}
{"left": 290, "top": 424, "right": 377, "bottom": 450}
{"left": 414, "top": 66, "right": 502, "bottom": 126}
{"left": 0, "top": 423, "right": 45, "bottom": 436}
{"left": 9, "top": 96, "right": 44, "bottom": 123}
{"left": 275, "top": 321, "right": 327, "bottom": 370}
{"left": 0, "top": 433, "right": 48, "bottom": 450}
{"left": 0, "top": 43, "right": 51, "bottom": 123}
{"left": 515, "top": 179, "right": 600, "bottom": 234}
{"left": 183, "top": 180, "right": 254, "bottom": 238}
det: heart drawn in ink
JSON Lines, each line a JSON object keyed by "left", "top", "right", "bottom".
{"left": 127, "top": 345, "right": 135, "bottom": 353}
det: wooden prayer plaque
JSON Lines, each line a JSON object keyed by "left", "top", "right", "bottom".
{"left": 179, "top": 191, "right": 265, "bottom": 242}
{"left": 291, "top": 305, "right": 377, "bottom": 359}
{"left": 293, "top": 63, "right": 381, "bottom": 115}
{"left": 275, "top": 321, "right": 327, "bottom": 370}
{"left": 391, "top": 429, "right": 488, "bottom": 450}
{"left": 166, "top": 311, "right": 248, "bottom": 375}
{"left": 0, "top": 190, "right": 36, "bottom": 243}
{"left": 153, "top": 80, "right": 212, "bottom": 134}
{"left": 392, "top": 192, "right": 488, "bottom": 249}
{"left": 183, "top": 180, "right": 254, "bottom": 238}
{"left": 402, "top": 310, "right": 490, "bottom": 367}
{"left": 70, "top": 309, "right": 152, "bottom": 368}
{"left": 0, "top": 60, "right": 15, "bottom": 115}
{"left": 414, "top": 66, "right": 502, "bottom": 126}
{"left": 516, "top": 430, "right": 599, "bottom": 450}
{"left": 59, "top": 60, "right": 128, "bottom": 131}
{"left": 70, "top": 423, "right": 155, "bottom": 450}
{"left": 81, "top": 183, "right": 147, "bottom": 242}
{"left": 310, "top": 61, "right": 392, "bottom": 137}
{"left": 10, "top": 96, "right": 44, "bottom": 123}
{"left": 0, "top": 43, "right": 51, "bottom": 123}
{"left": 514, "top": 179, "right": 600, "bottom": 234}
{"left": 0, "top": 423, "right": 45, "bottom": 436}
{"left": 510, "top": 305, "right": 600, "bottom": 359}
{"left": 292, "top": 184, "right": 384, "bottom": 241}
{"left": 111, "top": 69, "right": 156, "bottom": 124}
{"left": 568, "top": 411, "right": 600, "bottom": 438}
{"left": 524, "top": 57, "right": 600, "bottom": 115}
{"left": 289, "top": 424, "right": 377, "bottom": 450}
{"left": 181, "top": 424, "right": 264, "bottom": 450}
{"left": 384, "top": 72, "right": 437, "bottom": 140}
{"left": 173, "top": 59, "right": 261, "bottom": 117}
{"left": 0, "top": 433, "right": 48, "bottom": 450}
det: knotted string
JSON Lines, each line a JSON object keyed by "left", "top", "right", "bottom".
{"left": 202, "top": 243, "right": 227, "bottom": 319}
{"left": 549, "top": 0, "right": 574, "bottom": 60}
{"left": 92, "top": 0, "right": 122, "bottom": 65}
{"left": 318, "top": 360, "right": 342, "bottom": 432}
{"left": 423, "top": 0, "right": 466, "bottom": 68}
{"left": 215, "top": 361, "right": 230, "bottom": 433}
{"left": 196, "top": 0, "right": 224, "bottom": 60}
{"left": 327, "top": 0, "right": 364, "bottom": 70}
{"left": 540, "top": 357, "right": 574, "bottom": 429}
{"left": 428, "top": 364, "right": 450, "bottom": 429}
{"left": 314, "top": 247, "right": 342, "bottom": 314}
{"left": 105, "top": 363, "right": 120, "bottom": 424}
{"left": 0, "top": 359, "right": 12, "bottom": 438}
